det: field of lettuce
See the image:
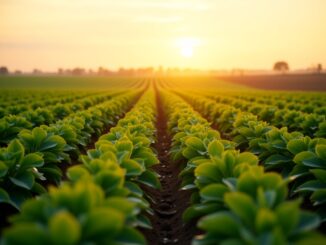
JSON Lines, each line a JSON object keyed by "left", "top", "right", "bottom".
{"left": 0, "top": 77, "right": 326, "bottom": 245}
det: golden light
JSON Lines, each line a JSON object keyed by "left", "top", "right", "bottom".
{"left": 177, "top": 37, "right": 200, "bottom": 58}
{"left": 181, "top": 46, "right": 193, "bottom": 58}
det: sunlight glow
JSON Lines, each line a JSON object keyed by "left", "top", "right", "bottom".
{"left": 177, "top": 37, "right": 200, "bottom": 58}
{"left": 181, "top": 46, "right": 193, "bottom": 58}
{"left": 1, "top": 0, "right": 326, "bottom": 70}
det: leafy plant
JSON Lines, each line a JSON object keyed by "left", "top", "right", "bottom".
{"left": 0, "top": 139, "right": 45, "bottom": 209}
{"left": 194, "top": 167, "right": 323, "bottom": 245}
{"left": 2, "top": 181, "right": 146, "bottom": 245}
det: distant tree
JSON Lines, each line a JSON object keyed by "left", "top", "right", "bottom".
{"left": 33, "top": 69, "right": 42, "bottom": 74}
{"left": 317, "top": 63, "right": 322, "bottom": 74}
{"left": 0, "top": 66, "right": 9, "bottom": 75}
{"left": 14, "top": 70, "right": 22, "bottom": 75}
{"left": 71, "top": 68, "right": 85, "bottom": 75}
{"left": 58, "top": 68, "right": 64, "bottom": 75}
{"left": 273, "top": 61, "right": 289, "bottom": 74}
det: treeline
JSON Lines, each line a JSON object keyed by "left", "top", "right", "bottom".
{"left": 0, "top": 66, "right": 211, "bottom": 76}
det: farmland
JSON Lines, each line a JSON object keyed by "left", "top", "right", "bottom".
{"left": 0, "top": 76, "right": 326, "bottom": 245}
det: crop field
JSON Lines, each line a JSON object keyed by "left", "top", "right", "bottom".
{"left": 0, "top": 76, "right": 326, "bottom": 245}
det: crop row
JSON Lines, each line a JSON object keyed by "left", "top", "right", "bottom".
{"left": 176, "top": 91, "right": 326, "bottom": 222}
{"left": 1, "top": 90, "right": 160, "bottom": 245}
{"left": 0, "top": 91, "right": 123, "bottom": 118}
{"left": 227, "top": 93, "right": 325, "bottom": 114}
{"left": 0, "top": 90, "right": 133, "bottom": 145}
{"left": 162, "top": 90, "right": 325, "bottom": 244}
{"left": 0, "top": 91, "right": 141, "bottom": 210}
{"left": 220, "top": 91, "right": 326, "bottom": 109}
{"left": 197, "top": 92, "right": 325, "bottom": 137}
{"left": 0, "top": 90, "right": 93, "bottom": 108}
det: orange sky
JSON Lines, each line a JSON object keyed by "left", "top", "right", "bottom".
{"left": 1, "top": 0, "right": 326, "bottom": 71}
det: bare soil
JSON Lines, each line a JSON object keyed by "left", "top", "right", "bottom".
{"left": 141, "top": 86, "right": 197, "bottom": 245}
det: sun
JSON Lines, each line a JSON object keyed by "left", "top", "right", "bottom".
{"left": 177, "top": 37, "right": 200, "bottom": 58}
{"left": 181, "top": 46, "right": 193, "bottom": 58}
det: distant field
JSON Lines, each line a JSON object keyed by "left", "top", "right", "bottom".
{"left": 219, "top": 74, "right": 326, "bottom": 91}
{"left": 0, "top": 75, "right": 143, "bottom": 89}
{"left": 1, "top": 75, "right": 326, "bottom": 92}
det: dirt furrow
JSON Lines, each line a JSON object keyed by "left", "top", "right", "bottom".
{"left": 142, "top": 86, "right": 196, "bottom": 245}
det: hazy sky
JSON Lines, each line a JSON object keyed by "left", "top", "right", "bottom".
{"left": 1, "top": 0, "right": 326, "bottom": 71}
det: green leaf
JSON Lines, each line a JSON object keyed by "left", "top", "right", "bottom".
{"left": 311, "top": 189, "right": 326, "bottom": 206}
{"left": 0, "top": 187, "right": 10, "bottom": 203}
{"left": 294, "top": 151, "right": 323, "bottom": 168}
{"left": 32, "top": 127, "right": 47, "bottom": 147}
{"left": 183, "top": 203, "right": 223, "bottom": 222}
{"left": 311, "top": 169, "right": 326, "bottom": 183}
{"left": 138, "top": 152, "right": 158, "bottom": 167}
{"left": 295, "top": 180, "right": 326, "bottom": 192}
{"left": 19, "top": 198, "right": 47, "bottom": 221}
{"left": 137, "top": 170, "right": 161, "bottom": 189}
{"left": 224, "top": 192, "right": 256, "bottom": 228}
{"left": 49, "top": 211, "right": 81, "bottom": 245}
{"left": 236, "top": 152, "right": 258, "bottom": 166}
{"left": 276, "top": 200, "right": 300, "bottom": 235}
{"left": 121, "top": 159, "right": 144, "bottom": 177}
{"left": 0, "top": 161, "right": 8, "bottom": 178}
{"left": 195, "top": 163, "right": 222, "bottom": 186}
{"left": 207, "top": 140, "right": 224, "bottom": 158}
{"left": 315, "top": 145, "right": 326, "bottom": 160}
{"left": 186, "top": 137, "right": 206, "bottom": 152}
{"left": 265, "top": 154, "right": 292, "bottom": 166}
{"left": 198, "top": 211, "right": 240, "bottom": 236}
{"left": 3, "top": 223, "right": 47, "bottom": 245}
{"left": 116, "top": 140, "right": 133, "bottom": 154}
{"left": 84, "top": 208, "right": 124, "bottom": 239}
{"left": 115, "top": 227, "right": 146, "bottom": 245}
{"left": 295, "top": 211, "right": 320, "bottom": 233}
{"left": 8, "top": 139, "right": 24, "bottom": 163}
{"left": 66, "top": 165, "right": 89, "bottom": 182}
{"left": 183, "top": 147, "right": 200, "bottom": 159}
{"left": 200, "top": 184, "right": 228, "bottom": 202}
{"left": 236, "top": 172, "right": 258, "bottom": 199}
{"left": 136, "top": 215, "right": 152, "bottom": 229}
{"left": 10, "top": 171, "right": 35, "bottom": 190}
{"left": 287, "top": 139, "right": 307, "bottom": 155}
{"left": 105, "top": 197, "right": 136, "bottom": 218}
{"left": 255, "top": 208, "right": 277, "bottom": 233}
{"left": 20, "top": 153, "right": 44, "bottom": 171}
{"left": 124, "top": 181, "right": 143, "bottom": 197}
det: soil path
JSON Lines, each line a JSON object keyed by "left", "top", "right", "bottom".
{"left": 142, "top": 85, "right": 196, "bottom": 245}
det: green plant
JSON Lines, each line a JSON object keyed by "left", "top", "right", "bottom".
{"left": 0, "top": 140, "right": 45, "bottom": 209}
{"left": 194, "top": 167, "right": 323, "bottom": 245}
{"left": 2, "top": 181, "right": 146, "bottom": 245}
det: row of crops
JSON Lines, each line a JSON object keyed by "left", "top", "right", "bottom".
{"left": 1, "top": 79, "right": 326, "bottom": 244}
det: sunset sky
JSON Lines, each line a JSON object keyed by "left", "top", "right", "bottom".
{"left": 1, "top": 0, "right": 326, "bottom": 71}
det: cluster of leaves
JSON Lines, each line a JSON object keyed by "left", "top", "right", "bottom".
{"left": 179, "top": 91, "right": 326, "bottom": 217}
{"left": 0, "top": 90, "right": 112, "bottom": 118}
{"left": 0, "top": 91, "right": 123, "bottom": 145}
{"left": 95, "top": 91, "right": 161, "bottom": 191}
{"left": 202, "top": 93, "right": 326, "bottom": 137}
{"left": 2, "top": 91, "right": 159, "bottom": 245}
{"left": 227, "top": 91, "right": 326, "bottom": 114}
{"left": 164, "top": 90, "right": 325, "bottom": 244}
{"left": 194, "top": 166, "right": 324, "bottom": 245}
{"left": 0, "top": 92, "right": 140, "bottom": 210}
{"left": 0, "top": 140, "right": 45, "bottom": 209}
{"left": 2, "top": 181, "right": 147, "bottom": 245}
